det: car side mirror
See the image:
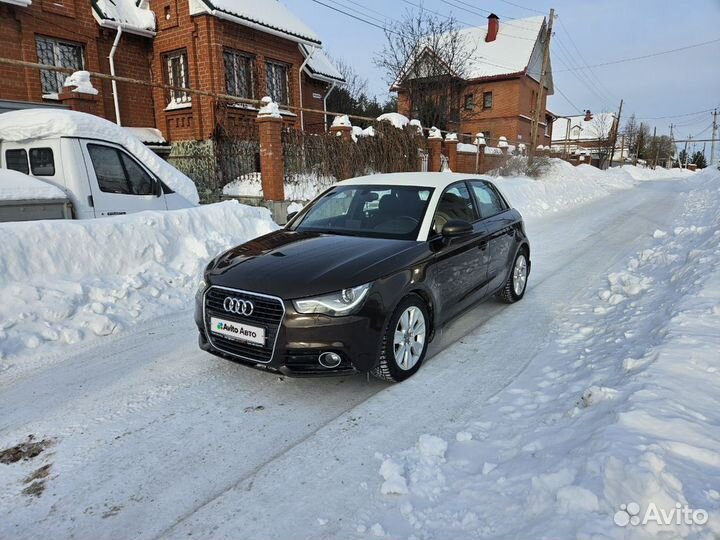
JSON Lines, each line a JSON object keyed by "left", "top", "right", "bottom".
{"left": 154, "top": 181, "right": 163, "bottom": 197}
{"left": 286, "top": 211, "right": 298, "bottom": 222}
{"left": 442, "top": 219, "right": 473, "bottom": 238}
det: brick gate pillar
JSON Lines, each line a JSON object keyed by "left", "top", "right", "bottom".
{"left": 58, "top": 90, "right": 99, "bottom": 116}
{"left": 445, "top": 133, "right": 458, "bottom": 172}
{"left": 256, "top": 99, "right": 285, "bottom": 202}
{"left": 427, "top": 127, "right": 443, "bottom": 172}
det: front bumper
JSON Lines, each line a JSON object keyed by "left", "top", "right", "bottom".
{"left": 195, "top": 286, "right": 384, "bottom": 377}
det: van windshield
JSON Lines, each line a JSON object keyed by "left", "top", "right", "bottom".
{"left": 292, "top": 185, "right": 434, "bottom": 240}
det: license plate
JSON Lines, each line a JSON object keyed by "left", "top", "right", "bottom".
{"left": 210, "top": 317, "right": 266, "bottom": 346}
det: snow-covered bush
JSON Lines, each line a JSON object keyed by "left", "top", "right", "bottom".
{"left": 494, "top": 155, "right": 551, "bottom": 178}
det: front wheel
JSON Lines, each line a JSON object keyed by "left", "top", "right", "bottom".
{"left": 499, "top": 250, "right": 529, "bottom": 303}
{"left": 371, "top": 295, "right": 429, "bottom": 383}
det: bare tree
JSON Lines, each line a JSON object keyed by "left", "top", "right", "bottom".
{"left": 375, "top": 8, "right": 475, "bottom": 130}
{"left": 587, "top": 113, "right": 614, "bottom": 168}
{"left": 623, "top": 114, "right": 638, "bottom": 162}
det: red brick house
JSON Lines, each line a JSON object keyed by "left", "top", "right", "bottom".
{"left": 395, "top": 14, "right": 554, "bottom": 147}
{"left": 0, "top": 0, "right": 344, "bottom": 142}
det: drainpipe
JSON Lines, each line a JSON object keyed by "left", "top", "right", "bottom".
{"left": 298, "top": 45, "right": 317, "bottom": 132}
{"left": 323, "top": 80, "right": 337, "bottom": 133}
{"left": 109, "top": 25, "right": 123, "bottom": 126}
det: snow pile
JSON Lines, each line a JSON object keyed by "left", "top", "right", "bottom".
{"left": 490, "top": 159, "right": 638, "bottom": 218}
{"left": 62, "top": 71, "right": 98, "bottom": 95}
{"left": 331, "top": 114, "right": 351, "bottom": 128}
{"left": 372, "top": 169, "right": 720, "bottom": 538}
{"left": 620, "top": 164, "right": 695, "bottom": 181}
{"left": 0, "top": 110, "right": 199, "bottom": 204}
{"left": 222, "top": 172, "right": 335, "bottom": 201}
{"left": 0, "top": 202, "right": 277, "bottom": 378}
{"left": 0, "top": 169, "right": 67, "bottom": 201}
{"left": 92, "top": 0, "right": 156, "bottom": 34}
{"left": 257, "top": 96, "right": 280, "bottom": 118}
{"left": 377, "top": 112, "right": 409, "bottom": 129}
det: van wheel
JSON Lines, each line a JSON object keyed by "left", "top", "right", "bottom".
{"left": 371, "top": 295, "right": 429, "bottom": 383}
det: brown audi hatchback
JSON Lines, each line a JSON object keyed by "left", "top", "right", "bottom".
{"left": 195, "top": 172, "right": 530, "bottom": 382}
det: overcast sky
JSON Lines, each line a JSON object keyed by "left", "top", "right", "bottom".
{"left": 284, "top": 0, "right": 720, "bottom": 139}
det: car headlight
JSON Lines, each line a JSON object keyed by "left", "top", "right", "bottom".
{"left": 195, "top": 279, "right": 207, "bottom": 300}
{"left": 293, "top": 283, "right": 372, "bottom": 316}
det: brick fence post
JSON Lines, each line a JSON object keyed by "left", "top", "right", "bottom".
{"left": 256, "top": 102, "right": 285, "bottom": 201}
{"left": 330, "top": 124, "right": 353, "bottom": 142}
{"left": 428, "top": 127, "right": 443, "bottom": 172}
{"left": 445, "top": 133, "right": 458, "bottom": 172}
{"left": 58, "top": 89, "right": 99, "bottom": 116}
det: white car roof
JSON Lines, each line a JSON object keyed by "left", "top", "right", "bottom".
{"left": 337, "top": 172, "right": 495, "bottom": 190}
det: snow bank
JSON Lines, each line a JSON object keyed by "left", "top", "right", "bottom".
{"left": 0, "top": 169, "right": 67, "bottom": 201}
{"left": 0, "top": 110, "right": 199, "bottom": 204}
{"left": 372, "top": 168, "right": 720, "bottom": 538}
{"left": 0, "top": 202, "right": 277, "bottom": 377}
{"left": 222, "top": 172, "right": 335, "bottom": 201}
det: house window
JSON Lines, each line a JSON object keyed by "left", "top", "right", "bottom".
{"left": 266, "top": 61, "right": 289, "bottom": 106}
{"left": 464, "top": 94, "right": 474, "bottom": 111}
{"left": 223, "top": 49, "right": 255, "bottom": 99}
{"left": 483, "top": 91, "right": 493, "bottom": 110}
{"left": 163, "top": 50, "right": 190, "bottom": 106}
{"left": 35, "top": 36, "right": 84, "bottom": 98}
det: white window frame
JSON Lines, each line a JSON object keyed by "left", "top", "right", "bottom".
{"left": 224, "top": 49, "right": 255, "bottom": 100}
{"left": 265, "top": 60, "right": 290, "bottom": 106}
{"left": 164, "top": 50, "right": 191, "bottom": 109}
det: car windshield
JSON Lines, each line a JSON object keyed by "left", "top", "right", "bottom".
{"left": 292, "top": 184, "right": 434, "bottom": 240}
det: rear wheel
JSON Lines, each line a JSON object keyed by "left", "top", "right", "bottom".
{"left": 371, "top": 295, "right": 429, "bottom": 382}
{"left": 499, "top": 249, "right": 529, "bottom": 303}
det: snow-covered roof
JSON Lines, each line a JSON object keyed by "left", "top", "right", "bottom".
{"left": 0, "top": 110, "right": 198, "bottom": 204}
{"left": 0, "top": 0, "right": 32, "bottom": 7}
{"left": 123, "top": 127, "right": 167, "bottom": 145}
{"left": 0, "top": 168, "right": 67, "bottom": 201}
{"left": 91, "top": 0, "right": 156, "bottom": 36}
{"left": 397, "top": 16, "right": 552, "bottom": 92}
{"left": 552, "top": 113, "right": 617, "bottom": 142}
{"left": 299, "top": 44, "right": 345, "bottom": 84}
{"left": 461, "top": 16, "right": 546, "bottom": 81}
{"left": 191, "top": 0, "right": 321, "bottom": 45}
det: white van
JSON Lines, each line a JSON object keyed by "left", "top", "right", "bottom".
{"left": 0, "top": 109, "right": 197, "bottom": 219}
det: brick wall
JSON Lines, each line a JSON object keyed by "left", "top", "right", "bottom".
{"left": 0, "top": 1, "right": 159, "bottom": 127}
{"left": 397, "top": 73, "right": 553, "bottom": 146}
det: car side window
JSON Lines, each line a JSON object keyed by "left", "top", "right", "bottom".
{"left": 87, "top": 144, "right": 155, "bottom": 196}
{"left": 29, "top": 148, "right": 55, "bottom": 176}
{"left": 470, "top": 181, "right": 506, "bottom": 219}
{"left": 5, "top": 149, "right": 29, "bottom": 175}
{"left": 432, "top": 183, "right": 478, "bottom": 234}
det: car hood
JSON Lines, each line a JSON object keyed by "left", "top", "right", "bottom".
{"left": 207, "top": 230, "right": 424, "bottom": 299}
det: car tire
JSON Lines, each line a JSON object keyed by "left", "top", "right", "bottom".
{"left": 499, "top": 248, "right": 529, "bottom": 303}
{"left": 371, "top": 294, "right": 430, "bottom": 383}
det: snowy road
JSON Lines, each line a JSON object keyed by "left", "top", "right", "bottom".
{"left": 0, "top": 177, "right": 699, "bottom": 538}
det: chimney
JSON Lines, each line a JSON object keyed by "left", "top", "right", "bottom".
{"left": 486, "top": 13, "right": 499, "bottom": 42}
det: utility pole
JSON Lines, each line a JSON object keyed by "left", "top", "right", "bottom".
{"left": 711, "top": 109, "right": 718, "bottom": 166}
{"left": 620, "top": 134, "right": 625, "bottom": 167}
{"left": 529, "top": 7, "right": 554, "bottom": 162}
{"left": 652, "top": 126, "right": 659, "bottom": 169}
{"left": 608, "top": 98, "right": 623, "bottom": 167}
{"left": 683, "top": 136, "right": 690, "bottom": 168}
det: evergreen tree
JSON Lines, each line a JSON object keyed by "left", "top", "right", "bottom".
{"left": 691, "top": 151, "right": 707, "bottom": 168}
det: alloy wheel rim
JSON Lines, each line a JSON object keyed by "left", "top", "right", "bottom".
{"left": 513, "top": 254, "right": 528, "bottom": 296}
{"left": 393, "top": 306, "right": 426, "bottom": 371}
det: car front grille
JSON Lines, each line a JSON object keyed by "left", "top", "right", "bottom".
{"left": 204, "top": 286, "right": 285, "bottom": 363}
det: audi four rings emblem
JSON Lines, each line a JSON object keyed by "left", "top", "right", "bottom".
{"left": 223, "top": 297, "right": 254, "bottom": 316}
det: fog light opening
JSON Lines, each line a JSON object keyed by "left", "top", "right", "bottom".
{"left": 319, "top": 352, "right": 342, "bottom": 369}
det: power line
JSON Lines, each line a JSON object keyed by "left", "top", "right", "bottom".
{"left": 636, "top": 107, "right": 719, "bottom": 120}
{"left": 556, "top": 17, "right": 617, "bottom": 101}
{"left": 496, "top": 0, "right": 545, "bottom": 15}
{"left": 329, "top": 0, "right": 397, "bottom": 26}
{"left": 308, "top": 0, "right": 396, "bottom": 34}
{"left": 557, "top": 37, "right": 720, "bottom": 71}
{"left": 553, "top": 38, "right": 613, "bottom": 110}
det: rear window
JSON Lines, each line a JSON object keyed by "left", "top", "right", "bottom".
{"left": 5, "top": 149, "right": 29, "bottom": 174}
{"left": 29, "top": 147, "right": 55, "bottom": 176}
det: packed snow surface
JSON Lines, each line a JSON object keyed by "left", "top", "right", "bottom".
{"left": 0, "top": 109, "right": 199, "bottom": 204}
{"left": 0, "top": 162, "right": 715, "bottom": 540}
{"left": 0, "top": 169, "right": 67, "bottom": 201}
